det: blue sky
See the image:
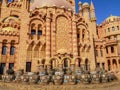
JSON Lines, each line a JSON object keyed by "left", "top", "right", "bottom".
{"left": 75, "top": 0, "right": 120, "bottom": 24}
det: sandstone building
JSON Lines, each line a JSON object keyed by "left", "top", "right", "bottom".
{"left": 0, "top": 0, "right": 119, "bottom": 74}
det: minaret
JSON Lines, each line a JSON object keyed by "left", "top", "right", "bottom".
{"left": 2, "top": 0, "right": 7, "bottom": 7}
{"left": 82, "top": 2, "right": 90, "bottom": 21}
{"left": 78, "top": 1, "right": 83, "bottom": 16}
{"left": 89, "top": 1, "right": 97, "bottom": 38}
{"left": 90, "top": 1, "right": 96, "bottom": 21}
{"left": 22, "top": 0, "right": 30, "bottom": 11}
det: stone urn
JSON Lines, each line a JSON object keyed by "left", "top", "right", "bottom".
{"left": 63, "top": 69, "right": 76, "bottom": 85}
{"left": 80, "top": 73, "right": 91, "bottom": 84}
{"left": 91, "top": 71, "right": 101, "bottom": 84}
{"left": 53, "top": 69, "right": 64, "bottom": 85}
{"left": 29, "top": 73, "right": 39, "bottom": 84}
{"left": 39, "top": 75, "right": 49, "bottom": 85}
{"left": 14, "top": 70, "right": 24, "bottom": 83}
{"left": 20, "top": 73, "right": 29, "bottom": 84}
{"left": 2, "top": 74, "right": 14, "bottom": 83}
{"left": 100, "top": 73, "right": 109, "bottom": 83}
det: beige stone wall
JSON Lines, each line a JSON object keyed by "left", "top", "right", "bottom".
{"left": 1, "top": 0, "right": 115, "bottom": 73}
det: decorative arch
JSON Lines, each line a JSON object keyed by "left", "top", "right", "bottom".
{"left": 2, "top": 16, "right": 19, "bottom": 23}
{"left": 1, "top": 39, "right": 8, "bottom": 55}
{"left": 10, "top": 40, "right": 16, "bottom": 55}
{"left": 61, "top": 56, "right": 72, "bottom": 68}
{"left": 40, "top": 58, "right": 46, "bottom": 65}
{"left": 55, "top": 13, "right": 71, "bottom": 21}
{"left": 39, "top": 43, "right": 46, "bottom": 58}
{"left": 77, "top": 24, "right": 89, "bottom": 41}
{"left": 29, "top": 18, "right": 45, "bottom": 37}
{"left": 34, "top": 42, "right": 41, "bottom": 58}
{"left": 74, "top": 57, "right": 83, "bottom": 67}
{"left": 56, "top": 15, "right": 71, "bottom": 52}
{"left": 49, "top": 57, "right": 59, "bottom": 69}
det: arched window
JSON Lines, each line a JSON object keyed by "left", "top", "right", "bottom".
{"left": 31, "top": 30, "right": 36, "bottom": 35}
{"left": 95, "top": 50, "right": 98, "bottom": 57}
{"left": 117, "top": 26, "right": 119, "bottom": 30}
{"left": 64, "top": 59, "right": 68, "bottom": 68}
{"left": 38, "top": 30, "right": 42, "bottom": 35}
{"left": 112, "top": 26, "right": 115, "bottom": 31}
{"left": 108, "top": 28, "right": 110, "bottom": 32}
{"left": 10, "top": 46, "right": 15, "bottom": 55}
{"left": 82, "top": 29, "right": 85, "bottom": 39}
{"left": 31, "top": 23, "right": 36, "bottom": 35}
{"left": 106, "top": 47, "right": 108, "bottom": 54}
{"left": 111, "top": 46, "right": 114, "bottom": 53}
{"left": 2, "top": 46, "right": 7, "bottom": 55}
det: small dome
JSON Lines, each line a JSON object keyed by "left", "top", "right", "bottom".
{"left": 82, "top": 2, "right": 89, "bottom": 6}
{"left": 105, "top": 15, "right": 120, "bottom": 22}
{"left": 30, "top": 0, "right": 73, "bottom": 11}
{"left": 57, "top": 49, "right": 68, "bottom": 54}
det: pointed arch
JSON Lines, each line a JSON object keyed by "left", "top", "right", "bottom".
{"left": 39, "top": 43, "right": 46, "bottom": 58}
{"left": 61, "top": 56, "right": 72, "bottom": 68}
{"left": 74, "top": 57, "right": 83, "bottom": 67}
{"left": 27, "top": 41, "right": 35, "bottom": 60}
{"left": 49, "top": 57, "right": 59, "bottom": 69}
{"left": 34, "top": 42, "right": 41, "bottom": 58}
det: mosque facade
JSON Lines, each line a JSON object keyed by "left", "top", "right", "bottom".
{"left": 0, "top": 0, "right": 120, "bottom": 74}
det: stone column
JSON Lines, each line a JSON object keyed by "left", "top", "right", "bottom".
{"left": 59, "top": 64, "right": 63, "bottom": 69}
{"left": 52, "top": 19, "right": 56, "bottom": 56}
{"left": 46, "top": 64, "right": 51, "bottom": 74}
{"left": 69, "top": 21, "right": 72, "bottom": 53}
{"left": 117, "top": 58, "right": 120, "bottom": 70}
{"left": 46, "top": 13, "right": 51, "bottom": 59}
{"left": 39, "top": 64, "right": 44, "bottom": 72}
{"left": 110, "top": 59, "right": 113, "bottom": 71}
{"left": 105, "top": 59, "right": 108, "bottom": 71}
{"left": 72, "top": 14, "right": 78, "bottom": 67}
{"left": 70, "top": 64, "right": 75, "bottom": 72}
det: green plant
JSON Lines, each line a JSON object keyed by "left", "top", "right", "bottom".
{"left": 6, "top": 69, "right": 14, "bottom": 75}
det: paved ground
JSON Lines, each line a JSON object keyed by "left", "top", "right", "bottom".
{"left": 0, "top": 81, "right": 120, "bottom": 90}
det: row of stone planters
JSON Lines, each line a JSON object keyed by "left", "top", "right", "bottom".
{"left": 0, "top": 68, "right": 117, "bottom": 85}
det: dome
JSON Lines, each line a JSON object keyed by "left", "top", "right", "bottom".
{"left": 57, "top": 49, "right": 68, "bottom": 54}
{"left": 82, "top": 2, "right": 89, "bottom": 7}
{"left": 105, "top": 15, "right": 120, "bottom": 22}
{"left": 30, "top": 0, "right": 73, "bottom": 11}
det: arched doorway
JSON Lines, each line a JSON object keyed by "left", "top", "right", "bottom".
{"left": 62, "top": 57, "right": 71, "bottom": 69}
{"left": 108, "top": 60, "right": 111, "bottom": 71}
{"left": 85, "top": 59, "right": 89, "bottom": 71}
{"left": 64, "top": 59, "right": 69, "bottom": 68}
{"left": 50, "top": 59, "right": 58, "bottom": 69}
